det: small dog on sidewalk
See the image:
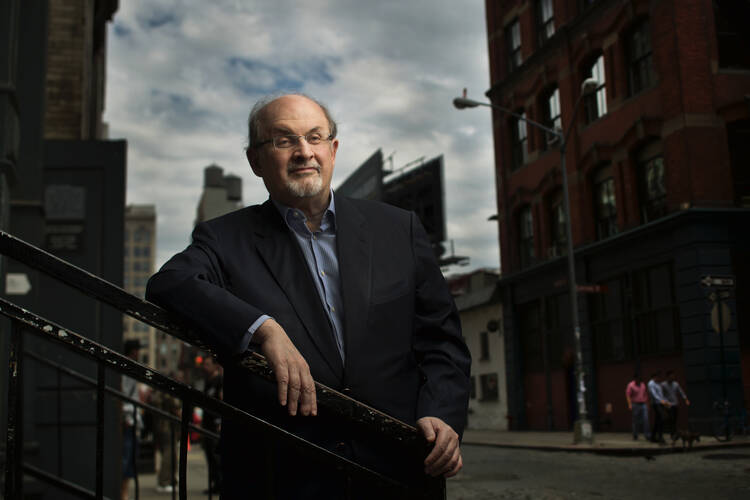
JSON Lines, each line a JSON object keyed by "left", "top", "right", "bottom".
{"left": 671, "top": 430, "right": 700, "bottom": 449}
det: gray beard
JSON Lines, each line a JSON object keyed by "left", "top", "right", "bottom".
{"left": 285, "top": 172, "right": 323, "bottom": 198}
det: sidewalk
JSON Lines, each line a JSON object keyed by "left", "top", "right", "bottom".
{"left": 462, "top": 429, "right": 750, "bottom": 455}
{"left": 130, "top": 447, "right": 212, "bottom": 500}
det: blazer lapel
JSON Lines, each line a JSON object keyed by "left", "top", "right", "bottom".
{"left": 335, "top": 197, "right": 372, "bottom": 369}
{"left": 254, "top": 201, "right": 344, "bottom": 379}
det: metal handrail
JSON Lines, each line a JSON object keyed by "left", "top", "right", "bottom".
{"left": 0, "top": 230, "right": 422, "bottom": 445}
{"left": 0, "top": 230, "right": 444, "bottom": 499}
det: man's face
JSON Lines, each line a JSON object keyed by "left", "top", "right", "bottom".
{"left": 247, "top": 95, "right": 339, "bottom": 207}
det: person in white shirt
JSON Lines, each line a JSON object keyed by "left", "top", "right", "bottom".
{"left": 647, "top": 371, "right": 670, "bottom": 444}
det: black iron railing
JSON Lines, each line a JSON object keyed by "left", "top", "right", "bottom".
{"left": 0, "top": 230, "right": 444, "bottom": 499}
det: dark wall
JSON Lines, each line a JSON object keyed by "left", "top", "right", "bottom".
{"left": 501, "top": 209, "right": 749, "bottom": 432}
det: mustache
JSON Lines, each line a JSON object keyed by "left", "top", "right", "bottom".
{"left": 287, "top": 161, "right": 321, "bottom": 174}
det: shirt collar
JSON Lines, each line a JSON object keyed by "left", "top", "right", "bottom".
{"left": 272, "top": 189, "right": 337, "bottom": 233}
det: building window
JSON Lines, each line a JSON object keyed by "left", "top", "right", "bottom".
{"left": 479, "top": 331, "right": 490, "bottom": 360}
{"left": 511, "top": 112, "right": 528, "bottom": 170}
{"left": 548, "top": 191, "right": 567, "bottom": 258}
{"left": 537, "top": 0, "right": 555, "bottom": 46}
{"left": 506, "top": 19, "right": 522, "bottom": 72}
{"left": 480, "top": 373, "right": 499, "bottom": 401}
{"left": 584, "top": 55, "right": 607, "bottom": 123}
{"left": 589, "top": 276, "right": 629, "bottom": 362}
{"left": 632, "top": 263, "right": 679, "bottom": 356}
{"left": 713, "top": 1, "right": 750, "bottom": 69}
{"left": 637, "top": 142, "right": 667, "bottom": 223}
{"left": 134, "top": 226, "right": 150, "bottom": 242}
{"left": 542, "top": 87, "right": 561, "bottom": 149}
{"left": 470, "top": 376, "right": 476, "bottom": 399}
{"left": 518, "top": 206, "right": 535, "bottom": 268}
{"left": 593, "top": 165, "right": 617, "bottom": 239}
{"left": 627, "top": 20, "right": 655, "bottom": 95}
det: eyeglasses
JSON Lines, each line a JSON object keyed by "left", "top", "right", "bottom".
{"left": 255, "top": 132, "right": 333, "bottom": 149}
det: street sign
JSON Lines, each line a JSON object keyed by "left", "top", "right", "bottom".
{"left": 711, "top": 302, "right": 731, "bottom": 334}
{"left": 701, "top": 275, "right": 735, "bottom": 288}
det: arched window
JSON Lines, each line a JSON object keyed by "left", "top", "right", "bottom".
{"left": 637, "top": 141, "right": 666, "bottom": 223}
{"left": 584, "top": 55, "right": 607, "bottom": 123}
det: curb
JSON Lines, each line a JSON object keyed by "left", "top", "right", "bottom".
{"left": 461, "top": 439, "right": 750, "bottom": 457}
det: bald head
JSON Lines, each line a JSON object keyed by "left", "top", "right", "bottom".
{"left": 246, "top": 93, "right": 337, "bottom": 149}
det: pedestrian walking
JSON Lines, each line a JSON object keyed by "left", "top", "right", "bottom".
{"left": 647, "top": 371, "right": 671, "bottom": 444}
{"left": 625, "top": 373, "right": 650, "bottom": 440}
{"left": 661, "top": 369, "right": 689, "bottom": 439}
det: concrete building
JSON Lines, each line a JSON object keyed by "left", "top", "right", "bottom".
{"left": 449, "top": 269, "right": 507, "bottom": 430}
{"left": 123, "top": 204, "right": 184, "bottom": 375}
{"left": 196, "top": 164, "right": 243, "bottom": 224}
{"left": 484, "top": 0, "right": 750, "bottom": 432}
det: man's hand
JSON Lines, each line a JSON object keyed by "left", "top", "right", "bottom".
{"left": 252, "top": 318, "right": 317, "bottom": 417}
{"left": 416, "top": 416, "right": 462, "bottom": 478}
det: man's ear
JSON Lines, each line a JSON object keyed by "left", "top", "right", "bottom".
{"left": 330, "top": 138, "right": 339, "bottom": 164}
{"left": 246, "top": 147, "right": 262, "bottom": 177}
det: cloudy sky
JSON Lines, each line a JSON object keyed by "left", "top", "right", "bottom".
{"left": 105, "top": 0, "right": 499, "bottom": 274}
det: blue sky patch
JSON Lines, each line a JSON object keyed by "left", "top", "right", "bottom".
{"left": 148, "top": 90, "right": 211, "bottom": 130}
{"left": 113, "top": 22, "right": 131, "bottom": 38}
{"left": 226, "top": 57, "right": 336, "bottom": 96}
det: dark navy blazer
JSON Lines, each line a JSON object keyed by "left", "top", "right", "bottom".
{"left": 146, "top": 196, "right": 470, "bottom": 499}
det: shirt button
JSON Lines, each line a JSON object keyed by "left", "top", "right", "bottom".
{"left": 320, "top": 270, "right": 325, "bottom": 276}
{"left": 330, "top": 306, "right": 336, "bottom": 312}
{"left": 312, "top": 235, "right": 317, "bottom": 240}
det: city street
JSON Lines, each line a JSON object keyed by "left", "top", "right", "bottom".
{"left": 447, "top": 444, "right": 750, "bottom": 499}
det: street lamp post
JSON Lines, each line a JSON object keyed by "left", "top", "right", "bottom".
{"left": 454, "top": 79, "right": 599, "bottom": 443}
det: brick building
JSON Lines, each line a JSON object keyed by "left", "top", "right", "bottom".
{"left": 484, "top": 0, "right": 750, "bottom": 432}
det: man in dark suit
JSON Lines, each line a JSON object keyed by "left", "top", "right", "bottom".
{"left": 146, "top": 93, "right": 470, "bottom": 499}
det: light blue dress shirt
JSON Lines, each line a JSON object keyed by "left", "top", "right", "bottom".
{"left": 238, "top": 192, "right": 346, "bottom": 361}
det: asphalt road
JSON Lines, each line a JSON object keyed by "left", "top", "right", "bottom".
{"left": 447, "top": 444, "right": 750, "bottom": 499}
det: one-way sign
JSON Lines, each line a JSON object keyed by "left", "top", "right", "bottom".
{"left": 701, "top": 274, "right": 735, "bottom": 288}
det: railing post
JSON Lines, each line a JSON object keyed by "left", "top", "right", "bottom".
{"left": 179, "top": 397, "right": 192, "bottom": 500}
{"left": 170, "top": 420, "right": 177, "bottom": 500}
{"left": 4, "top": 320, "right": 24, "bottom": 499}
{"left": 95, "top": 363, "right": 105, "bottom": 499}
{"left": 131, "top": 416, "right": 140, "bottom": 500}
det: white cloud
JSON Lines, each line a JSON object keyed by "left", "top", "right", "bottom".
{"left": 106, "top": 0, "right": 498, "bottom": 272}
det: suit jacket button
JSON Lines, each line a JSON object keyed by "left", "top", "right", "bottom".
{"left": 335, "top": 441, "right": 346, "bottom": 452}
{"left": 342, "top": 387, "right": 352, "bottom": 395}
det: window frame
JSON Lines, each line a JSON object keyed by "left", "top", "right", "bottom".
{"left": 584, "top": 55, "right": 607, "bottom": 123}
{"left": 506, "top": 18, "right": 522, "bottom": 72}
{"left": 518, "top": 205, "right": 535, "bottom": 268}
{"left": 542, "top": 86, "right": 561, "bottom": 149}
{"left": 536, "top": 0, "right": 555, "bottom": 46}
{"left": 510, "top": 111, "right": 529, "bottom": 171}
{"left": 593, "top": 165, "right": 618, "bottom": 240}
{"left": 627, "top": 19, "right": 655, "bottom": 95}
{"left": 637, "top": 142, "right": 667, "bottom": 223}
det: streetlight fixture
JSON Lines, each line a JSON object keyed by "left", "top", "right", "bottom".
{"left": 454, "top": 78, "right": 599, "bottom": 444}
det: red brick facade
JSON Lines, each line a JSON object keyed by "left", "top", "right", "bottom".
{"left": 486, "top": 0, "right": 749, "bottom": 274}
